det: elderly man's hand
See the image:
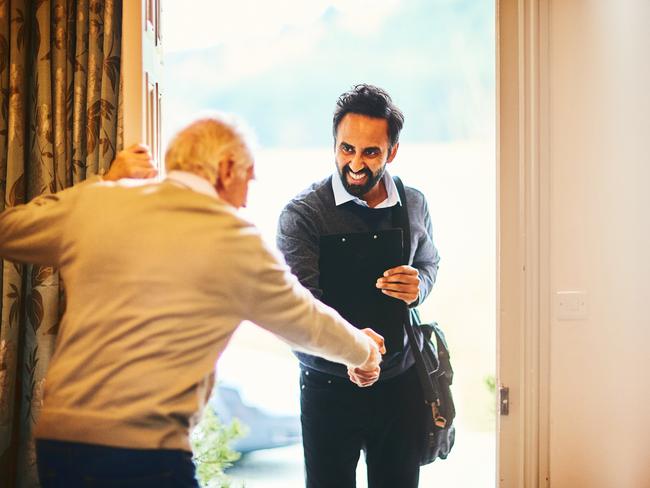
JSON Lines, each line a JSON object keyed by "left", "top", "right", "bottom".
{"left": 104, "top": 144, "right": 157, "bottom": 181}
{"left": 376, "top": 265, "right": 420, "bottom": 305}
{"left": 349, "top": 328, "right": 386, "bottom": 388}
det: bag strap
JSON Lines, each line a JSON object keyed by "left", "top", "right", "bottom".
{"left": 392, "top": 177, "right": 412, "bottom": 262}
{"left": 392, "top": 176, "right": 437, "bottom": 405}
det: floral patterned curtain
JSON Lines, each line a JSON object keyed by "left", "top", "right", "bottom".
{"left": 0, "top": 1, "right": 122, "bottom": 486}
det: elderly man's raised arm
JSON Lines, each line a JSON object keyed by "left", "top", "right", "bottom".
{"left": 244, "top": 239, "right": 382, "bottom": 371}
{"left": 0, "top": 145, "right": 155, "bottom": 265}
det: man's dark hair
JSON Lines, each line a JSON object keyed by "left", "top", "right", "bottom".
{"left": 332, "top": 84, "right": 405, "bottom": 149}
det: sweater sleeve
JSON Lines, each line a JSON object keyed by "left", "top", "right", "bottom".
{"left": 276, "top": 202, "right": 323, "bottom": 299}
{"left": 0, "top": 187, "right": 76, "bottom": 266}
{"left": 246, "top": 238, "right": 371, "bottom": 368}
{"left": 410, "top": 193, "right": 440, "bottom": 307}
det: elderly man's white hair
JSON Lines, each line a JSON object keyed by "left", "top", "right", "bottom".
{"left": 165, "top": 114, "right": 254, "bottom": 185}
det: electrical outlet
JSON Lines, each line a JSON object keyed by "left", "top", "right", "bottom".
{"left": 555, "top": 291, "right": 588, "bottom": 320}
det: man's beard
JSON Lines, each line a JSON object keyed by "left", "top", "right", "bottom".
{"left": 337, "top": 163, "right": 386, "bottom": 197}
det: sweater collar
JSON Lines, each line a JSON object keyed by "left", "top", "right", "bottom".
{"left": 165, "top": 171, "right": 219, "bottom": 200}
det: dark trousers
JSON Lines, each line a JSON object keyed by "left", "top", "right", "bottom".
{"left": 36, "top": 439, "right": 198, "bottom": 488}
{"left": 300, "top": 365, "right": 427, "bottom": 488}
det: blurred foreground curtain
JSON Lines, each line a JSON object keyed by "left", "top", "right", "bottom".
{"left": 0, "top": 1, "right": 122, "bottom": 486}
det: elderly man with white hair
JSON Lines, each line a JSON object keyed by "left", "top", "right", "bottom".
{"left": 0, "top": 115, "right": 385, "bottom": 487}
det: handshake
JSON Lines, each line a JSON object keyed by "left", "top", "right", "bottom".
{"left": 349, "top": 328, "right": 387, "bottom": 388}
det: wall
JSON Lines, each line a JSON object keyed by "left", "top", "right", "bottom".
{"left": 548, "top": 1, "right": 650, "bottom": 486}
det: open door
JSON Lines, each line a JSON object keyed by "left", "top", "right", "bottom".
{"left": 121, "top": 0, "right": 164, "bottom": 170}
{"left": 497, "top": 0, "right": 550, "bottom": 486}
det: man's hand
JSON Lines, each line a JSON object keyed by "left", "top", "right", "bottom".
{"left": 104, "top": 144, "right": 157, "bottom": 181}
{"left": 348, "top": 328, "right": 386, "bottom": 388}
{"left": 376, "top": 265, "right": 420, "bottom": 305}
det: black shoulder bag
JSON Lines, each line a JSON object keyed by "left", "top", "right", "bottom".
{"left": 393, "top": 176, "right": 456, "bottom": 465}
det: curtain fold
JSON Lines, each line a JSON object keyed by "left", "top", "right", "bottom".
{"left": 0, "top": 1, "right": 122, "bottom": 486}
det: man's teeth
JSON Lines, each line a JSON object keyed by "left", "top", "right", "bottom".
{"left": 349, "top": 172, "right": 365, "bottom": 180}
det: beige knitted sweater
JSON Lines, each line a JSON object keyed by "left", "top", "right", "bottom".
{"left": 0, "top": 175, "right": 371, "bottom": 451}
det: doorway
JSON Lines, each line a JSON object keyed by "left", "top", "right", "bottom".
{"left": 162, "top": 1, "right": 496, "bottom": 486}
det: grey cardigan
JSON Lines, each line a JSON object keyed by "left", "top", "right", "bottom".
{"left": 277, "top": 176, "right": 440, "bottom": 380}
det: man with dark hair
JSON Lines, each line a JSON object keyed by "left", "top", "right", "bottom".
{"left": 277, "top": 84, "right": 440, "bottom": 488}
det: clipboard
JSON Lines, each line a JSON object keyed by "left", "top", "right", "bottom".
{"left": 319, "top": 228, "right": 405, "bottom": 353}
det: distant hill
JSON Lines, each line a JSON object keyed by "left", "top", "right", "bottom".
{"left": 163, "top": 0, "right": 494, "bottom": 148}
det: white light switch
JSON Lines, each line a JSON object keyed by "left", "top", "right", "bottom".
{"left": 555, "top": 291, "right": 588, "bottom": 320}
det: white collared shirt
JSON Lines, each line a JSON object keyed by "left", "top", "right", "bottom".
{"left": 331, "top": 170, "right": 401, "bottom": 209}
{"left": 165, "top": 170, "right": 219, "bottom": 200}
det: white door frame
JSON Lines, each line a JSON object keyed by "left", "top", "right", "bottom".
{"left": 121, "top": 0, "right": 164, "bottom": 169}
{"left": 497, "top": 0, "right": 550, "bottom": 486}
{"left": 120, "top": 0, "right": 552, "bottom": 485}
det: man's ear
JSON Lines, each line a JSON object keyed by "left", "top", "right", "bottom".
{"left": 387, "top": 142, "right": 399, "bottom": 164}
{"left": 216, "top": 157, "right": 235, "bottom": 191}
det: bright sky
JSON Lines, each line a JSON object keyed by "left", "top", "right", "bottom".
{"left": 163, "top": 0, "right": 400, "bottom": 52}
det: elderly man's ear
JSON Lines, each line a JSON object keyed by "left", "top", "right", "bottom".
{"left": 216, "top": 158, "right": 236, "bottom": 190}
{"left": 215, "top": 158, "right": 240, "bottom": 206}
{"left": 215, "top": 157, "right": 254, "bottom": 208}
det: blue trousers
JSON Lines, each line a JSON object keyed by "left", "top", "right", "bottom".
{"left": 36, "top": 439, "right": 199, "bottom": 488}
